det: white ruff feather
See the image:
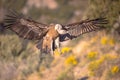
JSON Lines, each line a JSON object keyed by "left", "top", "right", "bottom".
{"left": 55, "top": 24, "right": 67, "bottom": 34}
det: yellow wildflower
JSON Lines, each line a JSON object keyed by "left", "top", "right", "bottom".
{"left": 54, "top": 47, "right": 71, "bottom": 56}
{"left": 109, "top": 39, "right": 115, "bottom": 46}
{"left": 97, "top": 57, "right": 105, "bottom": 63}
{"left": 54, "top": 49, "right": 61, "bottom": 56}
{"left": 111, "top": 66, "right": 120, "bottom": 75}
{"left": 101, "top": 36, "right": 115, "bottom": 46}
{"left": 101, "top": 36, "right": 108, "bottom": 45}
{"left": 89, "top": 71, "right": 95, "bottom": 76}
{"left": 87, "top": 51, "right": 98, "bottom": 60}
{"left": 88, "top": 57, "right": 104, "bottom": 72}
{"left": 65, "top": 55, "right": 78, "bottom": 66}
{"left": 103, "top": 53, "right": 118, "bottom": 60}
{"left": 61, "top": 47, "right": 71, "bottom": 54}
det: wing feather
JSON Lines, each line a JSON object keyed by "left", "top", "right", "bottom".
{"left": 4, "top": 10, "right": 48, "bottom": 40}
{"left": 61, "top": 18, "right": 108, "bottom": 41}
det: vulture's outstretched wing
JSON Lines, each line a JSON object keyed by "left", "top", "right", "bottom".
{"left": 60, "top": 18, "right": 108, "bottom": 41}
{"left": 4, "top": 10, "right": 48, "bottom": 40}
{"left": 0, "top": 23, "right": 5, "bottom": 32}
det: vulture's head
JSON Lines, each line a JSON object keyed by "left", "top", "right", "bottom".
{"left": 55, "top": 24, "right": 67, "bottom": 34}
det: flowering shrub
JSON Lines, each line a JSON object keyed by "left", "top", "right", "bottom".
{"left": 109, "top": 39, "right": 115, "bottom": 46}
{"left": 54, "top": 47, "right": 71, "bottom": 56}
{"left": 65, "top": 55, "right": 78, "bottom": 66}
{"left": 100, "top": 36, "right": 115, "bottom": 46}
{"left": 88, "top": 53, "right": 119, "bottom": 77}
{"left": 88, "top": 57, "right": 105, "bottom": 76}
{"left": 111, "top": 65, "right": 120, "bottom": 75}
{"left": 103, "top": 53, "right": 118, "bottom": 60}
{"left": 61, "top": 47, "right": 71, "bottom": 54}
{"left": 87, "top": 51, "right": 98, "bottom": 60}
{"left": 101, "top": 36, "right": 108, "bottom": 45}
{"left": 54, "top": 49, "right": 60, "bottom": 56}
{"left": 88, "top": 58, "right": 104, "bottom": 71}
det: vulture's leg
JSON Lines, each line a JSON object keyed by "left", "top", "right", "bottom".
{"left": 51, "top": 39, "right": 54, "bottom": 55}
{"left": 55, "top": 37, "right": 61, "bottom": 54}
{"left": 60, "top": 33, "right": 73, "bottom": 42}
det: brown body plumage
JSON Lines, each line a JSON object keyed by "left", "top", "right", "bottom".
{"left": 42, "top": 24, "right": 59, "bottom": 53}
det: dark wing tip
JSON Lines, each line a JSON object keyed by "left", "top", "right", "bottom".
{"left": 90, "top": 17, "right": 108, "bottom": 24}
{"left": 4, "top": 10, "right": 24, "bottom": 27}
{"left": 0, "top": 23, "right": 5, "bottom": 32}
